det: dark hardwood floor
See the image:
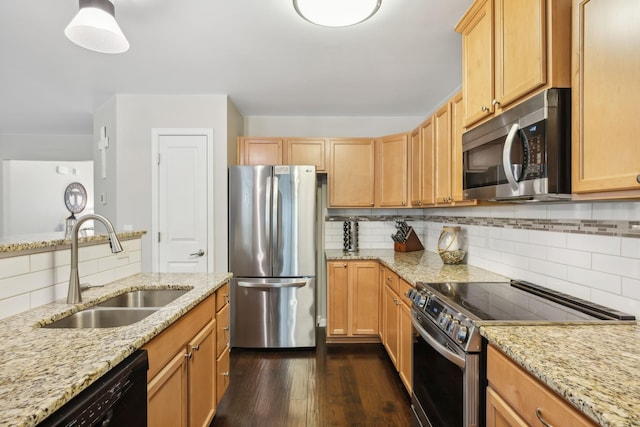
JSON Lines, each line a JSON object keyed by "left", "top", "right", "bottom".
{"left": 211, "top": 329, "right": 412, "bottom": 426}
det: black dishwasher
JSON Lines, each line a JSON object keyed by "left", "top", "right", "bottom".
{"left": 40, "top": 349, "right": 148, "bottom": 427}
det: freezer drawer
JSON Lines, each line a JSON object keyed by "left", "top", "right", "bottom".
{"left": 230, "top": 277, "right": 316, "bottom": 348}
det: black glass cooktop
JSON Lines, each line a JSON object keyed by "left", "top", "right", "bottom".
{"left": 419, "top": 280, "right": 635, "bottom": 322}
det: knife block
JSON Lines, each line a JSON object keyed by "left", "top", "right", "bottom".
{"left": 394, "top": 227, "right": 424, "bottom": 252}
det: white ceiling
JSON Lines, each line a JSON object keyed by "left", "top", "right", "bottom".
{"left": 0, "top": 0, "right": 472, "bottom": 135}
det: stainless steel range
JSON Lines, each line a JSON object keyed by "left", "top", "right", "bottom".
{"left": 406, "top": 280, "right": 635, "bottom": 427}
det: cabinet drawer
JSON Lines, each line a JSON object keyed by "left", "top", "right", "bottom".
{"left": 382, "top": 268, "right": 399, "bottom": 295}
{"left": 399, "top": 278, "right": 413, "bottom": 307}
{"left": 487, "top": 345, "right": 597, "bottom": 427}
{"left": 216, "top": 282, "right": 229, "bottom": 313}
{"left": 216, "top": 303, "right": 230, "bottom": 357}
{"left": 216, "top": 346, "right": 230, "bottom": 405}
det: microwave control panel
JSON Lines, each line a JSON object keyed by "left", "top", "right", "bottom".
{"left": 521, "top": 121, "right": 546, "bottom": 179}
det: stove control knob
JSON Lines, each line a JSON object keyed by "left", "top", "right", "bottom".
{"left": 418, "top": 294, "right": 428, "bottom": 308}
{"left": 446, "top": 320, "right": 459, "bottom": 335}
{"left": 439, "top": 313, "right": 452, "bottom": 328}
{"left": 456, "top": 325, "right": 469, "bottom": 343}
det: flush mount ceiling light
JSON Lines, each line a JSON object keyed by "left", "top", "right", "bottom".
{"left": 65, "top": 0, "right": 129, "bottom": 54}
{"left": 293, "top": 0, "right": 382, "bottom": 27}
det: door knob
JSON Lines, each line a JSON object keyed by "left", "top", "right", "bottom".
{"left": 190, "top": 249, "right": 205, "bottom": 257}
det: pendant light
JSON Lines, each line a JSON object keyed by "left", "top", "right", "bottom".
{"left": 65, "top": 0, "right": 129, "bottom": 54}
{"left": 293, "top": 0, "right": 382, "bottom": 27}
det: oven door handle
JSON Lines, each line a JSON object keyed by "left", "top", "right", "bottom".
{"left": 412, "top": 316, "right": 466, "bottom": 369}
{"left": 502, "top": 123, "right": 520, "bottom": 192}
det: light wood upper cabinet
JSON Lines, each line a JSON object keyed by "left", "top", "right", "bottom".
{"left": 456, "top": 0, "right": 571, "bottom": 129}
{"left": 326, "top": 261, "right": 380, "bottom": 341}
{"left": 376, "top": 133, "right": 409, "bottom": 207}
{"left": 450, "top": 92, "right": 467, "bottom": 203}
{"left": 286, "top": 138, "right": 326, "bottom": 172}
{"left": 328, "top": 138, "right": 376, "bottom": 207}
{"left": 238, "top": 137, "right": 326, "bottom": 172}
{"left": 458, "top": 0, "right": 494, "bottom": 127}
{"left": 572, "top": 0, "right": 640, "bottom": 198}
{"left": 410, "top": 117, "right": 435, "bottom": 207}
{"left": 434, "top": 103, "right": 452, "bottom": 204}
{"left": 238, "top": 137, "right": 283, "bottom": 166}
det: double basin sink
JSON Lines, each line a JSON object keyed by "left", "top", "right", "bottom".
{"left": 43, "top": 289, "right": 191, "bottom": 329}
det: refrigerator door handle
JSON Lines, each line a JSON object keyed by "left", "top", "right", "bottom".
{"left": 265, "top": 175, "right": 272, "bottom": 248}
{"left": 238, "top": 281, "right": 307, "bottom": 289}
{"left": 272, "top": 175, "right": 279, "bottom": 257}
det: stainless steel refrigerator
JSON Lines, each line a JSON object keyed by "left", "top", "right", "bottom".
{"left": 228, "top": 165, "right": 316, "bottom": 348}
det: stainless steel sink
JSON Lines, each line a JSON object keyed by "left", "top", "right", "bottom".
{"left": 97, "top": 289, "right": 189, "bottom": 308}
{"left": 43, "top": 308, "right": 158, "bottom": 329}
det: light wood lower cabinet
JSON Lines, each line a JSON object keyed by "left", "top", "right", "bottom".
{"left": 326, "top": 260, "right": 380, "bottom": 342}
{"left": 143, "top": 284, "right": 230, "bottom": 427}
{"left": 382, "top": 274, "right": 413, "bottom": 394}
{"left": 215, "top": 282, "right": 230, "bottom": 403}
{"left": 487, "top": 344, "right": 597, "bottom": 427}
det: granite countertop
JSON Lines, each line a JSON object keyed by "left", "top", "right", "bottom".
{"left": 325, "top": 249, "right": 509, "bottom": 284}
{"left": 482, "top": 324, "right": 640, "bottom": 427}
{"left": 0, "top": 230, "right": 147, "bottom": 257}
{"left": 327, "top": 249, "right": 639, "bottom": 427}
{"left": 0, "top": 272, "right": 232, "bottom": 427}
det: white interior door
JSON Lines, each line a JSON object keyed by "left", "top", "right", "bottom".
{"left": 157, "top": 133, "right": 208, "bottom": 272}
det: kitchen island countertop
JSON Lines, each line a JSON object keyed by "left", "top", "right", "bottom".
{"left": 0, "top": 272, "right": 231, "bottom": 427}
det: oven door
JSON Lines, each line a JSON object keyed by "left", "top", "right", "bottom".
{"left": 411, "top": 309, "right": 480, "bottom": 427}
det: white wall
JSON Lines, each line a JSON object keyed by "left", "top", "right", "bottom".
{"left": 2, "top": 160, "right": 94, "bottom": 236}
{"left": 93, "top": 94, "right": 235, "bottom": 273}
{"left": 0, "top": 133, "right": 92, "bottom": 161}
{"left": 244, "top": 115, "right": 424, "bottom": 137}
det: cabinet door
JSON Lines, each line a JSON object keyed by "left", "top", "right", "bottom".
{"left": 486, "top": 387, "right": 529, "bottom": 427}
{"left": 350, "top": 261, "right": 380, "bottom": 336}
{"left": 239, "top": 138, "right": 283, "bottom": 165}
{"left": 376, "top": 133, "right": 408, "bottom": 207}
{"left": 188, "top": 320, "right": 216, "bottom": 427}
{"left": 459, "top": 0, "right": 494, "bottom": 127}
{"left": 409, "top": 127, "right": 422, "bottom": 206}
{"left": 286, "top": 138, "right": 326, "bottom": 172}
{"left": 216, "top": 303, "right": 230, "bottom": 357}
{"left": 572, "top": 0, "right": 640, "bottom": 194}
{"left": 216, "top": 346, "right": 230, "bottom": 405}
{"left": 419, "top": 118, "right": 435, "bottom": 206}
{"left": 327, "top": 261, "right": 349, "bottom": 337}
{"left": 434, "top": 103, "right": 452, "bottom": 204}
{"left": 328, "top": 139, "right": 376, "bottom": 207}
{"left": 399, "top": 301, "right": 413, "bottom": 394}
{"left": 383, "top": 284, "right": 400, "bottom": 368}
{"left": 148, "top": 351, "right": 188, "bottom": 427}
{"left": 494, "top": 0, "right": 545, "bottom": 108}
{"left": 450, "top": 92, "right": 467, "bottom": 203}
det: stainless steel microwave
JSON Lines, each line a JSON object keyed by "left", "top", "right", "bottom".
{"left": 462, "top": 88, "right": 571, "bottom": 202}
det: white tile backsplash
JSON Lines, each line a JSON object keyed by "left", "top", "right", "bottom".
{"left": 0, "top": 238, "right": 143, "bottom": 320}
{"left": 325, "top": 201, "right": 640, "bottom": 318}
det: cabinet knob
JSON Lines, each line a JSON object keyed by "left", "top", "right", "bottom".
{"left": 481, "top": 105, "right": 489, "bottom": 112}
{"left": 223, "top": 326, "right": 230, "bottom": 331}
{"left": 185, "top": 352, "right": 193, "bottom": 359}
{"left": 343, "top": 263, "right": 347, "bottom": 268}
{"left": 223, "top": 372, "right": 230, "bottom": 377}
{"left": 192, "top": 344, "right": 200, "bottom": 351}
{"left": 636, "top": 174, "right": 640, "bottom": 184}
{"left": 492, "top": 99, "right": 501, "bottom": 107}
{"left": 370, "top": 203, "right": 374, "bottom": 207}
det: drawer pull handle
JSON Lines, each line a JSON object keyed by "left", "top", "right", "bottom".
{"left": 535, "top": 408, "right": 553, "bottom": 427}
{"left": 223, "top": 326, "right": 230, "bottom": 331}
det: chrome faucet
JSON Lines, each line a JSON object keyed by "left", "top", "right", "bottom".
{"left": 67, "top": 214, "right": 123, "bottom": 304}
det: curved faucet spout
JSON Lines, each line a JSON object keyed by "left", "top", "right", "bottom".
{"left": 67, "top": 214, "right": 123, "bottom": 304}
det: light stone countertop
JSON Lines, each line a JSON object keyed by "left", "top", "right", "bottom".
{"left": 482, "top": 324, "right": 640, "bottom": 427}
{"left": 327, "top": 249, "right": 639, "bottom": 427}
{"left": 0, "top": 272, "right": 232, "bottom": 427}
{"left": 325, "top": 249, "right": 509, "bottom": 284}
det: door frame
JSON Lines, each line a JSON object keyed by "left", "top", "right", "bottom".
{"left": 151, "top": 128, "right": 215, "bottom": 272}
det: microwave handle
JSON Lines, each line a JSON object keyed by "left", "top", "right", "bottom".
{"left": 502, "top": 123, "right": 520, "bottom": 192}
